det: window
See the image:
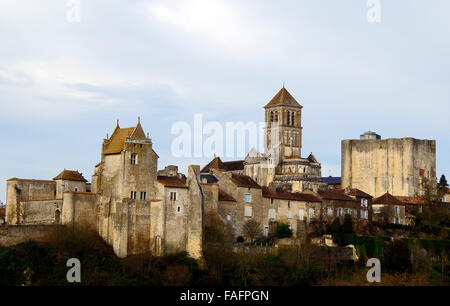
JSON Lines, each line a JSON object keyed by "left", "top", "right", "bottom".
{"left": 245, "top": 206, "right": 252, "bottom": 217}
{"left": 287, "top": 210, "right": 292, "bottom": 219}
{"left": 131, "top": 153, "right": 137, "bottom": 165}
{"left": 226, "top": 214, "right": 231, "bottom": 221}
{"left": 74, "top": 187, "right": 78, "bottom": 192}
{"left": 268, "top": 209, "right": 276, "bottom": 220}
{"left": 177, "top": 206, "right": 181, "bottom": 213}
{"left": 140, "top": 191, "right": 146, "bottom": 200}
{"left": 327, "top": 207, "right": 333, "bottom": 217}
{"left": 394, "top": 217, "right": 400, "bottom": 225}
{"left": 130, "top": 191, "right": 137, "bottom": 199}
{"left": 264, "top": 226, "right": 269, "bottom": 237}
{"left": 244, "top": 194, "right": 251, "bottom": 203}
{"left": 170, "top": 191, "right": 177, "bottom": 201}
{"left": 394, "top": 206, "right": 400, "bottom": 215}
{"left": 361, "top": 198, "right": 368, "bottom": 207}
{"left": 309, "top": 208, "right": 315, "bottom": 219}
{"left": 270, "top": 198, "right": 274, "bottom": 205}
{"left": 288, "top": 201, "right": 291, "bottom": 208}
{"left": 291, "top": 111, "right": 295, "bottom": 126}
{"left": 361, "top": 209, "right": 368, "bottom": 219}
{"left": 337, "top": 208, "right": 343, "bottom": 217}
{"left": 299, "top": 209, "right": 305, "bottom": 221}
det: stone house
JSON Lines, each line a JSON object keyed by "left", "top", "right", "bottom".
{"left": 211, "top": 169, "right": 264, "bottom": 238}
{"left": 261, "top": 186, "right": 322, "bottom": 238}
{"left": 372, "top": 192, "right": 406, "bottom": 225}
{"left": 317, "top": 189, "right": 357, "bottom": 224}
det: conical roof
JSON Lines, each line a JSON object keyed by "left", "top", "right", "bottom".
{"left": 264, "top": 87, "right": 303, "bottom": 109}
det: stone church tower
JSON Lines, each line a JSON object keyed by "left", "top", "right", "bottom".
{"left": 245, "top": 87, "right": 326, "bottom": 192}
{"left": 264, "top": 87, "right": 303, "bottom": 159}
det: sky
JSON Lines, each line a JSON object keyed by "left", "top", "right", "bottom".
{"left": 0, "top": 0, "right": 449, "bottom": 203}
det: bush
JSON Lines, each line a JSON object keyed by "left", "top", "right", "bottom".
{"left": 342, "top": 215, "right": 354, "bottom": 234}
{"left": 276, "top": 223, "right": 293, "bottom": 238}
{"left": 383, "top": 239, "right": 411, "bottom": 273}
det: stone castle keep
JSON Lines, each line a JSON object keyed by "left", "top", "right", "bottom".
{"left": 3, "top": 88, "right": 438, "bottom": 256}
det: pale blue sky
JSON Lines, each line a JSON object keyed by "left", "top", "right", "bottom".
{"left": 1, "top": 0, "right": 449, "bottom": 202}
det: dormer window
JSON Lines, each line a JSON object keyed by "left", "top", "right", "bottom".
{"left": 131, "top": 153, "right": 137, "bottom": 165}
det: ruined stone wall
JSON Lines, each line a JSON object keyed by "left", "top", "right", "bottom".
{"left": 0, "top": 225, "right": 60, "bottom": 247}
{"left": 185, "top": 165, "right": 204, "bottom": 260}
{"left": 6, "top": 180, "right": 56, "bottom": 225}
{"left": 201, "top": 183, "right": 218, "bottom": 213}
{"left": 162, "top": 186, "right": 189, "bottom": 254}
{"left": 19, "top": 199, "right": 63, "bottom": 225}
{"left": 342, "top": 138, "right": 436, "bottom": 197}
{"left": 62, "top": 191, "right": 98, "bottom": 231}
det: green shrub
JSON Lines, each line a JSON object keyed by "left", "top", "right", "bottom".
{"left": 276, "top": 223, "right": 293, "bottom": 238}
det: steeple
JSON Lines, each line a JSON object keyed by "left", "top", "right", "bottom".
{"left": 264, "top": 87, "right": 303, "bottom": 109}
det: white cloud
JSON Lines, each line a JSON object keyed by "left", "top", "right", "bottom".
{"left": 144, "top": 0, "right": 277, "bottom": 56}
{"left": 0, "top": 57, "right": 184, "bottom": 117}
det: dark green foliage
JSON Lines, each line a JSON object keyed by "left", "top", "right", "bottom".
{"left": 330, "top": 218, "right": 341, "bottom": 234}
{"left": 276, "top": 223, "right": 293, "bottom": 238}
{"left": 342, "top": 215, "right": 354, "bottom": 234}
{"left": 383, "top": 239, "right": 411, "bottom": 273}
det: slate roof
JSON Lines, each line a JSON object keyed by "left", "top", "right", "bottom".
{"left": 200, "top": 173, "right": 218, "bottom": 184}
{"left": 218, "top": 189, "right": 236, "bottom": 202}
{"left": 262, "top": 186, "right": 322, "bottom": 202}
{"left": 264, "top": 87, "right": 303, "bottom": 109}
{"left": 230, "top": 174, "right": 261, "bottom": 189}
{"left": 317, "top": 189, "right": 354, "bottom": 201}
{"left": 372, "top": 192, "right": 405, "bottom": 206}
{"left": 53, "top": 170, "right": 87, "bottom": 182}
{"left": 156, "top": 176, "right": 187, "bottom": 188}
{"left": 322, "top": 176, "right": 342, "bottom": 185}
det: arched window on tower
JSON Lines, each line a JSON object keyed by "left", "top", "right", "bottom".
{"left": 291, "top": 111, "right": 295, "bottom": 126}
{"left": 270, "top": 111, "right": 274, "bottom": 122}
{"left": 287, "top": 111, "right": 291, "bottom": 125}
{"left": 274, "top": 111, "right": 278, "bottom": 122}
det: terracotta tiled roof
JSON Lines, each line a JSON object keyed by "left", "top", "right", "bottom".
{"left": 317, "top": 189, "right": 354, "bottom": 201}
{"left": 264, "top": 87, "right": 303, "bottom": 109}
{"left": 201, "top": 157, "right": 244, "bottom": 173}
{"left": 53, "top": 170, "right": 87, "bottom": 182}
{"left": 262, "top": 186, "right": 322, "bottom": 202}
{"left": 395, "top": 196, "right": 427, "bottom": 206}
{"left": 156, "top": 176, "right": 187, "bottom": 188}
{"left": 7, "top": 178, "right": 55, "bottom": 183}
{"left": 405, "top": 212, "right": 416, "bottom": 219}
{"left": 373, "top": 192, "right": 404, "bottom": 206}
{"left": 103, "top": 126, "right": 135, "bottom": 155}
{"left": 230, "top": 174, "right": 261, "bottom": 189}
{"left": 347, "top": 188, "right": 373, "bottom": 198}
{"left": 219, "top": 189, "right": 236, "bottom": 202}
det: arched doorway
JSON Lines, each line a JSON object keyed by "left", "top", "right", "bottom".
{"left": 55, "top": 210, "right": 61, "bottom": 224}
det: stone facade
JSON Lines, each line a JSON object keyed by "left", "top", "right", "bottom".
{"left": 4, "top": 120, "right": 205, "bottom": 260}
{"left": 342, "top": 137, "right": 436, "bottom": 198}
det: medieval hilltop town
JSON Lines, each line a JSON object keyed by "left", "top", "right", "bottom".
{"left": 0, "top": 87, "right": 447, "bottom": 261}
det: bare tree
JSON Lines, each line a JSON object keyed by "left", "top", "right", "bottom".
{"left": 242, "top": 219, "right": 262, "bottom": 243}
